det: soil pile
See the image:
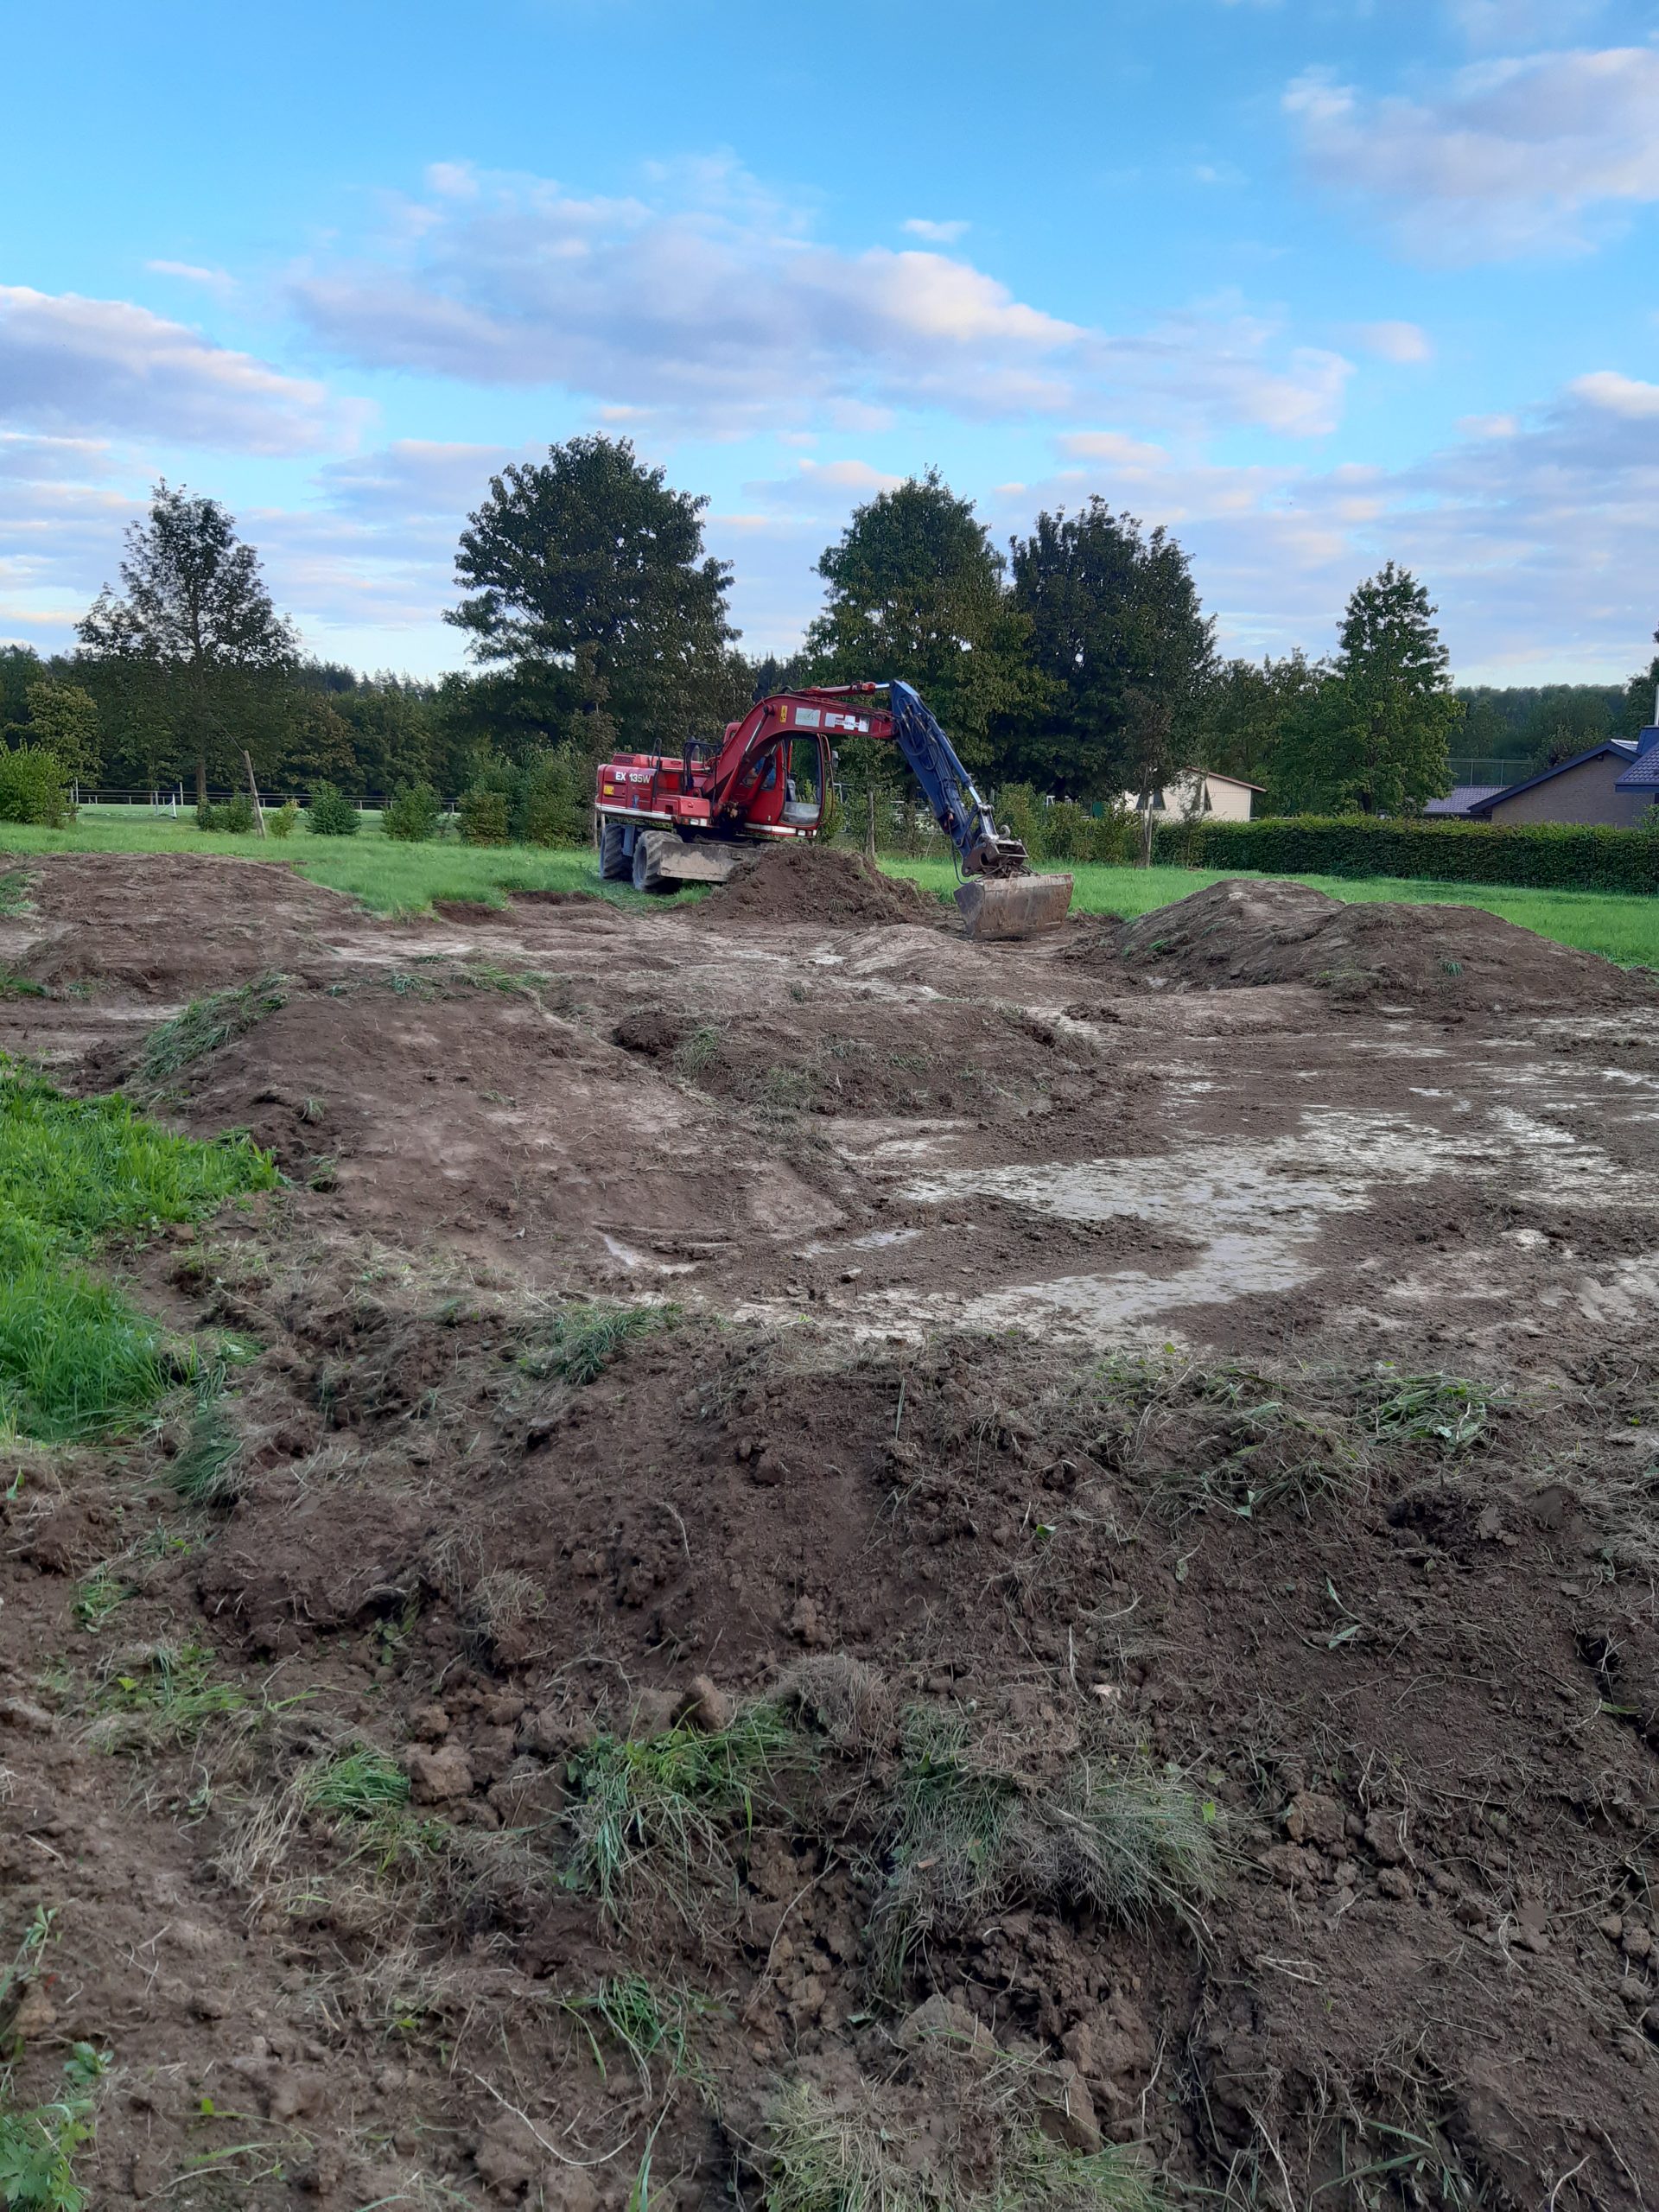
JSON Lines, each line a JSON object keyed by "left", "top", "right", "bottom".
{"left": 1113, "top": 875, "right": 1647, "bottom": 1009}
{"left": 693, "top": 843, "right": 946, "bottom": 928}
{"left": 3, "top": 851, "right": 358, "bottom": 996}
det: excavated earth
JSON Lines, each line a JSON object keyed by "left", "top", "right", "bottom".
{"left": 2, "top": 848, "right": 1659, "bottom": 2209}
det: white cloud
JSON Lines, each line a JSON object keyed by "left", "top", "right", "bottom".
{"left": 1351, "top": 319, "right": 1433, "bottom": 364}
{"left": 289, "top": 163, "right": 1353, "bottom": 440}
{"left": 902, "top": 218, "right": 969, "bottom": 242}
{"left": 1569, "top": 369, "right": 1659, "bottom": 417}
{"left": 1450, "top": 1, "right": 1606, "bottom": 48}
{"left": 0, "top": 287, "right": 348, "bottom": 453}
{"left": 741, "top": 456, "right": 905, "bottom": 511}
{"left": 145, "top": 260, "right": 237, "bottom": 297}
{"left": 994, "top": 371, "right": 1659, "bottom": 680}
{"left": 1286, "top": 48, "right": 1659, "bottom": 261}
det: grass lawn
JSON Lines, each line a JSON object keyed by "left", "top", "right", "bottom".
{"left": 3, "top": 806, "right": 1656, "bottom": 966}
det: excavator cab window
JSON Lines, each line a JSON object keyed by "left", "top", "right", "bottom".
{"left": 781, "top": 736, "right": 825, "bottom": 827}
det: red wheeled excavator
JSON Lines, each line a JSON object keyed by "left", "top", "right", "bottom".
{"left": 593, "top": 680, "right": 1072, "bottom": 938}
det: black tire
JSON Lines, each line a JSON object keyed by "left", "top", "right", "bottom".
{"left": 599, "top": 820, "right": 628, "bottom": 880}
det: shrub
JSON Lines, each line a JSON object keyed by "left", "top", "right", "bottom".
{"left": 383, "top": 781, "right": 443, "bottom": 842}
{"left": 1088, "top": 800, "right": 1136, "bottom": 864}
{"left": 194, "top": 793, "right": 255, "bottom": 835}
{"left": 306, "top": 782, "right": 361, "bottom": 836}
{"left": 992, "top": 782, "right": 1042, "bottom": 856}
{"left": 520, "top": 743, "right": 588, "bottom": 847}
{"left": 1152, "top": 813, "right": 1659, "bottom": 894}
{"left": 0, "top": 747, "right": 73, "bottom": 828}
{"left": 1036, "top": 798, "right": 1094, "bottom": 864}
{"left": 459, "top": 787, "right": 511, "bottom": 845}
{"left": 267, "top": 798, "right": 299, "bottom": 839}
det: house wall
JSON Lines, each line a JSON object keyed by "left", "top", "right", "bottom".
{"left": 1118, "top": 772, "right": 1257, "bottom": 822}
{"left": 1202, "top": 777, "right": 1256, "bottom": 822}
{"left": 1487, "top": 755, "right": 1648, "bottom": 828}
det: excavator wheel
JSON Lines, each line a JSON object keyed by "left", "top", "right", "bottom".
{"left": 598, "top": 821, "right": 630, "bottom": 881}
{"left": 955, "top": 872, "right": 1075, "bottom": 941}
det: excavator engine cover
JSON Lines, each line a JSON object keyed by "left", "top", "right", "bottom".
{"left": 954, "top": 872, "right": 1074, "bottom": 940}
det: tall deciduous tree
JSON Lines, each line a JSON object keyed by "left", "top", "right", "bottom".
{"left": 999, "top": 499, "right": 1215, "bottom": 800}
{"left": 78, "top": 483, "right": 296, "bottom": 802}
{"left": 23, "top": 680, "right": 101, "bottom": 785}
{"left": 806, "top": 471, "right": 1033, "bottom": 769}
{"left": 1275, "top": 563, "right": 1459, "bottom": 816}
{"left": 448, "top": 435, "right": 738, "bottom": 749}
{"left": 1198, "top": 652, "right": 1322, "bottom": 796}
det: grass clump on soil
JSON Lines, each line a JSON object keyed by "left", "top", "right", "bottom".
{"left": 521, "top": 1299, "right": 679, "bottom": 1385}
{"left": 0, "top": 1061, "right": 276, "bottom": 1440}
{"left": 302, "top": 1745, "right": 411, "bottom": 1818}
{"left": 0, "top": 2044, "right": 108, "bottom": 2212}
{"left": 765, "top": 2075, "right": 1164, "bottom": 2212}
{"left": 561, "top": 1974, "right": 718, "bottom": 2093}
{"left": 1083, "top": 1353, "right": 1363, "bottom": 1523}
{"left": 137, "top": 969, "right": 289, "bottom": 1084}
{"left": 875, "top": 1708, "right": 1221, "bottom": 1986}
{"left": 566, "top": 1703, "right": 804, "bottom": 1923}
{"left": 1362, "top": 1366, "right": 1500, "bottom": 1453}
{"left": 90, "top": 1642, "right": 248, "bottom": 1750}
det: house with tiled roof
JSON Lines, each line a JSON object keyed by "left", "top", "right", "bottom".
{"left": 1614, "top": 721, "right": 1659, "bottom": 810}
{"left": 1465, "top": 738, "right": 1647, "bottom": 828}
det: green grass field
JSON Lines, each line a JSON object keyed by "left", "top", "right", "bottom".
{"left": 3, "top": 806, "right": 1656, "bottom": 966}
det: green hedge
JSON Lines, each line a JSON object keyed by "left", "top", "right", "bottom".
{"left": 1151, "top": 814, "right": 1659, "bottom": 894}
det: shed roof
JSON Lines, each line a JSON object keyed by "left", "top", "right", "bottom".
{"left": 1425, "top": 785, "right": 1504, "bottom": 816}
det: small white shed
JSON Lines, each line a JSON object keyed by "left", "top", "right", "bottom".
{"left": 1122, "top": 770, "right": 1263, "bottom": 823}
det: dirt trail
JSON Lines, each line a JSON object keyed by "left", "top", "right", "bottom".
{"left": 1, "top": 850, "right": 1657, "bottom": 2211}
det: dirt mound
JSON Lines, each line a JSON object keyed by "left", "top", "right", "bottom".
{"left": 3, "top": 850, "right": 360, "bottom": 996}
{"left": 1113, "top": 875, "right": 1648, "bottom": 1010}
{"left": 693, "top": 843, "right": 947, "bottom": 928}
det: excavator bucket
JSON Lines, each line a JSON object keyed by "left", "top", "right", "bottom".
{"left": 954, "top": 871, "right": 1074, "bottom": 941}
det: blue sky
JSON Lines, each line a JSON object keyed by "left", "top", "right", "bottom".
{"left": 3, "top": 0, "right": 1656, "bottom": 683}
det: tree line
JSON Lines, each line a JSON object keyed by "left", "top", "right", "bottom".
{"left": 3, "top": 440, "right": 1656, "bottom": 832}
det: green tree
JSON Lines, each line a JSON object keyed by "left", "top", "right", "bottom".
{"left": 1274, "top": 563, "right": 1459, "bottom": 815}
{"left": 999, "top": 499, "right": 1216, "bottom": 799}
{"left": 1621, "top": 629, "right": 1659, "bottom": 737}
{"left": 0, "top": 645, "right": 46, "bottom": 732}
{"left": 448, "top": 435, "right": 738, "bottom": 749}
{"left": 806, "top": 470, "right": 1033, "bottom": 771}
{"left": 77, "top": 483, "right": 296, "bottom": 802}
{"left": 1198, "top": 652, "right": 1321, "bottom": 796}
{"left": 22, "top": 680, "right": 101, "bottom": 786}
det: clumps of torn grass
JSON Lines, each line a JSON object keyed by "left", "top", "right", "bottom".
{"left": 560, "top": 1973, "right": 721, "bottom": 2097}
{"left": 1360, "top": 1365, "right": 1502, "bottom": 1454}
{"left": 873, "top": 1707, "right": 1221, "bottom": 1988}
{"left": 86, "top": 1641, "right": 251, "bottom": 1751}
{"left": 1081, "top": 1351, "right": 1364, "bottom": 1523}
{"left": 565, "top": 1702, "right": 806, "bottom": 1924}
{"left": 519, "top": 1299, "right": 679, "bottom": 1386}
{"left": 765, "top": 2066, "right": 1165, "bottom": 2212}
{"left": 0, "top": 2040, "right": 109, "bottom": 2212}
{"left": 0, "top": 972, "right": 47, "bottom": 1001}
{"left": 675, "top": 1023, "right": 721, "bottom": 1077}
{"left": 137, "top": 970, "right": 289, "bottom": 1084}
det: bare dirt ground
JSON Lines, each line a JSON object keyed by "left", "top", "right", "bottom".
{"left": 2, "top": 849, "right": 1658, "bottom": 2210}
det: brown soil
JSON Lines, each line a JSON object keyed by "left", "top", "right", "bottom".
{"left": 2, "top": 853, "right": 1658, "bottom": 2211}
{"left": 692, "top": 843, "right": 949, "bottom": 928}
{"left": 1109, "top": 876, "right": 1653, "bottom": 1013}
